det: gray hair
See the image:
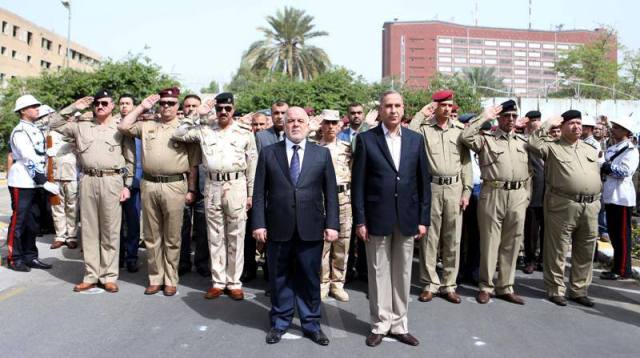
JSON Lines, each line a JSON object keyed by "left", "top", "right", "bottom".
{"left": 378, "top": 90, "right": 402, "bottom": 106}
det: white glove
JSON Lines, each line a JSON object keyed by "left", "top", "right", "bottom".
{"left": 43, "top": 181, "right": 60, "bottom": 196}
{"left": 46, "top": 146, "right": 59, "bottom": 157}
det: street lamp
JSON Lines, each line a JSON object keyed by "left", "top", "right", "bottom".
{"left": 61, "top": 0, "right": 71, "bottom": 68}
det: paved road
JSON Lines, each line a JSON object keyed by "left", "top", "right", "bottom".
{"left": 1, "top": 185, "right": 639, "bottom": 358}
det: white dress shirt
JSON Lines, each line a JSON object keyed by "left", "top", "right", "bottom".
{"left": 8, "top": 119, "right": 46, "bottom": 188}
{"left": 285, "top": 137, "right": 307, "bottom": 167}
{"left": 381, "top": 123, "right": 402, "bottom": 170}
{"left": 603, "top": 139, "right": 639, "bottom": 207}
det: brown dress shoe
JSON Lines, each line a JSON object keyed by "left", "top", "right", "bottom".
{"left": 365, "top": 333, "right": 384, "bottom": 347}
{"left": 145, "top": 285, "right": 162, "bottom": 295}
{"left": 66, "top": 241, "right": 78, "bottom": 249}
{"left": 476, "top": 291, "right": 491, "bottom": 304}
{"left": 418, "top": 291, "right": 433, "bottom": 302}
{"left": 50, "top": 241, "right": 65, "bottom": 249}
{"left": 441, "top": 291, "right": 461, "bottom": 304}
{"left": 73, "top": 282, "right": 96, "bottom": 292}
{"left": 228, "top": 288, "right": 245, "bottom": 300}
{"left": 103, "top": 283, "right": 119, "bottom": 293}
{"left": 496, "top": 293, "right": 525, "bottom": 305}
{"left": 163, "top": 286, "right": 177, "bottom": 296}
{"left": 392, "top": 333, "right": 419, "bottom": 346}
{"left": 204, "top": 287, "right": 224, "bottom": 299}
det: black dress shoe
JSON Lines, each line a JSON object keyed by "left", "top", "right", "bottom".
{"left": 9, "top": 262, "right": 31, "bottom": 272}
{"left": 392, "top": 333, "right": 419, "bottom": 346}
{"left": 365, "top": 333, "right": 384, "bottom": 347}
{"left": 548, "top": 295, "right": 567, "bottom": 306}
{"left": 265, "top": 328, "right": 285, "bottom": 344}
{"left": 27, "top": 258, "right": 52, "bottom": 270}
{"left": 304, "top": 330, "right": 330, "bottom": 346}
{"left": 600, "top": 271, "right": 621, "bottom": 280}
{"left": 570, "top": 296, "right": 595, "bottom": 307}
{"left": 196, "top": 267, "right": 210, "bottom": 277}
{"left": 178, "top": 265, "right": 191, "bottom": 276}
{"left": 240, "top": 270, "right": 256, "bottom": 283}
{"left": 126, "top": 262, "right": 138, "bottom": 273}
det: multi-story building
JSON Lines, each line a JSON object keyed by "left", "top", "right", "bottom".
{"left": 0, "top": 7, "right": 100, "bottom": 87}
{"left": 382, "top": 20, "right": 616, "bottom": 97}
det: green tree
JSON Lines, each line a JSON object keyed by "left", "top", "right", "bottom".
{"left": 619, "top": 49, "right": 640, "bottom": 98}
{"left": 461, "top": 67, "right": 505, "bottom": 97}
{"left": 242, "top": 7, "right": 330, "bottom": 80}
{"left": 0, "top": 55, "right": 178, "bottom": 158}
{"left": 552, "top": 28, "right": 619, "bottom": 99}
{"left": 200, "top": 79, "right": 220, "bottom": 94}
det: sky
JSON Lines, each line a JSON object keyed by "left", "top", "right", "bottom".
{"left": 1, "top": 0, "right": 638, "bottom": 93}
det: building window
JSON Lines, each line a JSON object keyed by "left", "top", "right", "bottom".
{"left": 454, "top": 38, "right": 467, "bottom": 46}
{"left": 499, "top": 41, "right": 512, "bottom": 47}
{"left": 529, "top": 52, "right": 540, "bottom": 57}
{"left": 502, "top": 78, "right": 512, "bottom": 84}
{"left": 558, "top": 53, "right": 568, "bottom": 59}
{"left": 11, "top": 50, "right": 16, "bottom": 58}
{"left": 454, "top": 67, "right": 463, "bottom": 72}
{"left": 469, "top": 39, "right": 483, "bottom": 46}
{"left": 469, "top": 58, "right": 482, "bottom": 64}
{"left": 514, "top": 88, "right": 527, "bottom": 94}
{"left": 454, "top": 57, "right": 467, "bottom": 64}
{"left": 438, "top": 38, "right": 452, "bottom": 44}
{"left": 41, "top": 38, "right": 52, "bottom": 50}
{"left": 438, "top": 66, "right": 452, "bottom": 72}
{"left": 514, "top": 42, "right": 526, "bottom": 48}
{"left": 542, "top": 62, "right": 554, "bottom": 67}
{"left": 27, "top": 31, "right": 32, "bottom": 45}
{"left": 484, "top": 40, "right": 497, "bottom": 46}
{"left": 499, "top": 68, "right": 512, "bottom": 75}
{"left": 499, "top": 49, "right": 512, "bottom": 57}
{"left": 58, "top": 44, "right": 63, "bottom": 55}
{"left": 543, "top": 43, "right": 555, "bottom": 49}
{"left": 541, "top": 51, "right": 555, "bottom": 58}
{"left": 438, "top": 57, "right": 451, "bottom": 63}
{"left": 485, "top": 49, "right": 497, "bottom": 56}
{"left": 557, "top": 44, "right": 569, "bottom": 50}
{"left": 469, "top": 48, "right": 482, "bottom": 55}
{"left": 529, "top": 61, "right": 541, "bottom": 67}
{"left": 485, "top": 58, "right": 497, "bottom": 65}
{"left": 12, "top": 25, "right": 19, "bottom": 37}
{"left": 453, "top": 48, "right": 467, "bottom": 55}
{"left": 409, "top": 37, "right": 425, "bottom": 42}
{"left": 514, "top": 60, "right": 526, "bottom": 66}
{"left": 1, "top": 21, "right": 7, "bottom": 34}
{"left": 0, "top": 46, "right": 5, "bottom": 55}
{"left": 528, "top": 42, "right": 541, "bottom": 49}
{"left": 543, "top": 70, "right": 556, "bottom": 76}
{"left": 41, "top": 60, "right": 51, "bottom": 69}
{"left": 529, "top": 68, "right": 542, "bottom": 75}
{"left": 514, "top": 79, "right": 527, "bottom": 84}
{"left": 26, "top": 55, "right": 31, "bottom": 63}
{"left": 438, "top": 47, "right": 452, "bottom": 53}
{"left": 514, "top": 51, "right": 526, "bottom": 57}
{"left": 499, "top": 58, "right": 512, "bottom": 65}
{"left": 514, "top": 70, "right": 526, "bottom": 75}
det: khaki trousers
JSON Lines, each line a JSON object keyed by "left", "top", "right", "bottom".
{"left": 477, "top": 185, "right": 529, "bottom": 295}
{"left": 321, "top": 191, "right": 351, "bottom": 290}
{"left": 543, "top": 191, "right": 600, "bottom": 297}
{"left": 141, "top": 179, "right": 186, "bottom": 286}
{"left": 419, "top": 181, "right": 463, "bottom": 293}
{"left": 205, "top": 177, "right": 247, "bottom": 290}
{"left": 366, "top": 225, "right": 414, "bottom": 335}
{"left": 79, "top": 175, "right": 122, "bottom": 284}
{"left": 52, "top": 180, "right": 78, "bottom": 243}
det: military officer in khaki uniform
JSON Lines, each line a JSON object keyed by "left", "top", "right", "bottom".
{"left": 49, "top": 90, "right": 135, "bottom": 293}
{"left": 317, "top": 109, "right": 353, "bottom": 302}
{"left": 37, "top": 105, "right": 79, "bottom": 250}
{"left": 528, "top": 110, "right": 602, "bottom": 307}
{"left": 409, "top": 90, "right": 472, "bottom": 304}
{"left": 173, "top": 92, "right": 257, "bottom": 301}
{"left": 119, "top": 88, "right": 200, "bottom": 296}
{"left": 462, "top": 100, "right": 530, "bottom": 305}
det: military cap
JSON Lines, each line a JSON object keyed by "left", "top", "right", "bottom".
{"left": 452, "top": 104, "right": 459, "bottom": 112}
{"left": 499, "top": 99, "right": 517, "bottom": 114}
{"left": 320, "top": 109, "right": 340, "bottom": 122}
{"left": 94, "top": 89, "right": 112, "bottom": 101}
{"left": 458, "top": 113, "right": 476, "bottom": 123}
{"left": 432, "top": 89, "right": 454, "bottom": 102}
{"left": 215, "top": 92, "right": 234, "bottom": 104}
{"left": 561, "top": 109, "right": 581, "bottom": 122}
{"left": 159, "top": 87, "right": 180, "bottom": 98}
{"left": 525, "top": 110, "right": 541, "bottom": 119}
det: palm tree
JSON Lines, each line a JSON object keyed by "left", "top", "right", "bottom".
{"left": 242, "top": 7, "right": 331, "bottom": 80}
{"left": 461, "top": 67, "right": 506, "bottom": 96}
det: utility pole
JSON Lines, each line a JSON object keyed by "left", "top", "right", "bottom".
{"left": 61, "top": 1, "right": 71, "bottom": 68}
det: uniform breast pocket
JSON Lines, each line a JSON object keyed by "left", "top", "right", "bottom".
{"left": 76, "top": 138, "right": 93, "bottom": 153}
{"left": 105, "top": 140, "right": 121, "bottom": 154}
{"left": 229, "top": 140, "right": 246, "bottom": 157}
{"left": 202, "top": 137, "right": 217, "bottom": 155}
{"left": 516, "top": 146, "right": 528, "bottom": 162}
{"left": 480, "top": 148, "right": 503, "bottom": 167}
{"left": 428, "top": 139, "right": 442, "bottom": 155}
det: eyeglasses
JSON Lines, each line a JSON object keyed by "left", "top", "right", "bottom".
{"left": 500, "top": 114, "right": 518, "bottom": 119}
{"left": 216, "top": 106, "right": 233, "bottom": 113}
{"left": 159, "top": 101, "right": 178, "bottom": 107}
{"left": 94, "top": 101, "right": 110, "bottom": 107}
{"left": 350, "top": 111, "right": 363, "bottom": 115}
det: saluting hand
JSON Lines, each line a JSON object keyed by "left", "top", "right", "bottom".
{"left": 546, "top": 115, "right": 563, "bottom": 127}
{"left": 253, "top": 228, "right": 267, "bottom": 243}
{"left": 197, "top": 99, "right": 215, "bottom": 116}
{"left": 420, "top": 102, "right": 437, "bottom": 118}
{"left": 324, "top": 229, "right": 339, "bottom": 242}
{"left": 364, "top": 109, "right": 379, "bottom": 126}
{"left": 482, "top": 105, "right": 503, "bottom": 120}
{"left": 73, "top": 96, "right": 94, "bottom": 111}
{"left": 141, "top": 94, "right": 160, "bottom": 110}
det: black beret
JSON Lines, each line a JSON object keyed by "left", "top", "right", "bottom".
{"left": 499, "top": 99, "right": 517, "bottom": 114}
{"left": 215, "top": 92, "right": 234, "bottom": 104}
{"left": 561, "top": 109, "right": 581, "bottom": 122}
{"left": 94, "top": 89, "right": 112, "bottom": 101}
{"left": 525, "top": 110, "right": 541, "bottom": 119}
{"left": 458, "top": 113, "right": 476, "bottom": 123}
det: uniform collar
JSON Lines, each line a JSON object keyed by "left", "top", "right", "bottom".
{"left": 494, "top": 127, "right": 512, "bottom": 139}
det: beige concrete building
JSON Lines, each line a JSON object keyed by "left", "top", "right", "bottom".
{"left": 0, "top": 7, "right": 100, "bottom": 87}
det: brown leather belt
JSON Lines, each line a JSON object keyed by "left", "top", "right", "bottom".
{"left": 551, "top": 188, "right": 601, "bottom": 203}
{"left": 84, "top": 168, "right": 125, "bottom": 177}
{"left": 486, "top": 180, "right": 526, "bottom": 190}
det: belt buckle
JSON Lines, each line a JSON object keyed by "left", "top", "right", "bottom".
{"left": 96, "top": 170, "right": 103, "bottom": 177}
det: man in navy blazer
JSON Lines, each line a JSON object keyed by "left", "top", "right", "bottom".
{"left": 352, "top": 90, "right": 431, "bottom": 348}
{"left": 252, "top": 106, "right": 340, "bottom": 346}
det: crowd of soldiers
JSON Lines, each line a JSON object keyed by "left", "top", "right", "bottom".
{"left": 5, "top": 86, "right": 639, "bottom": 342}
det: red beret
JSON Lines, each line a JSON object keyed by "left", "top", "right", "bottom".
{"left": 159, "top": 87, "right": 180, "bottom": 98}
{"left": 452, "top": 104, "right": 459, "bottom": 112}
{"left": 432, "top": 89, "right": 454, "bottom": 102}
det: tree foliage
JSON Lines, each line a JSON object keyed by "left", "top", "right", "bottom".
{"left": 200, "top": 79, "right": 220, "bottom": 94}
{"left": 241, "top": 6, "right": 330, "bottom": 80}
{"left": 461, "top": 67, "right": 505, "bottom": 97}
{"left": 0, "top": 55, "right": 178, "bottom": 153}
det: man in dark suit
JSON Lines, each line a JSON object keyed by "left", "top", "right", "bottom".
{"left": 252, "top": 106, "right": 340, "bottom": 346}
{"left": 352, "top": 90, "right": 431, "bottom": 347}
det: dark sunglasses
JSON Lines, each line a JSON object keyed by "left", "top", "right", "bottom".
{"left": 350, "top": 111, "right": 363, "bottom": 115}
{"left": 159, "top": 101, "right": 178, "bottom": 107}
{"left": 216, "top": 106, "right": 233, "bottom": 113}
{"left": 94, "top": 101, "right": 110, "bottom": 107}
{"left": 500, "top": 114, "right": 518, "bottom": 118}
